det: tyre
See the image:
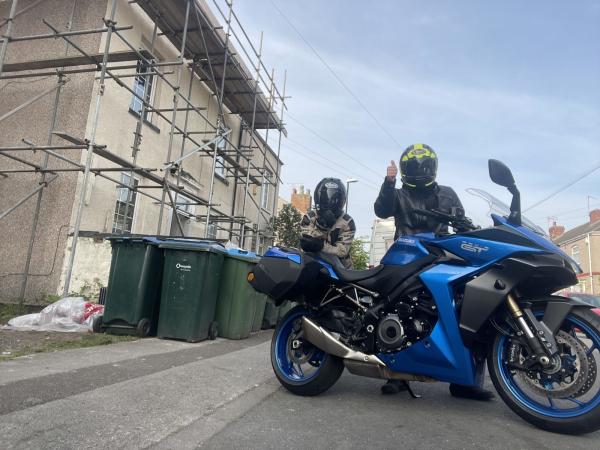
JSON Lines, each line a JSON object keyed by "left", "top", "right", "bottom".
{"left": 136, "top": 318, "right": 151, "bottom": 337}
{"left": 271, "top": 306, "right": 344, "bottom": 396}
{"left": 488, "top": 307, "right": 600, "bottom": 435}
{"left": 208, "top": 321, "right": 218, "bottom": 340}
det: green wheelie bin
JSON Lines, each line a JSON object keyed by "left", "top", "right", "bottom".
{"left": 251, "top": 291, "right": 267, "bottom": 332}
{"left": 101, "top": 237, "right": 164, "bottom": 337}
{"left": 215, "top": 249, "right": 263, "bottom": 339}
{"left": 157, "top": 240, "right": 225, "bottom": 342}
{"left": 262, "top": 302, "right": 280, "bottom": 329}
{"left": 277, "top": 300, "right": 295, "bottom": 320}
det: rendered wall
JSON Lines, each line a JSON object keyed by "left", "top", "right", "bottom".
{"left": 0, "top": 0, "right": 106, "bottom": 302}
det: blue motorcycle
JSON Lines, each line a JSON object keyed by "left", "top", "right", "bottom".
{"left": 249, "top": 160, "right": 600, "bottom": 434}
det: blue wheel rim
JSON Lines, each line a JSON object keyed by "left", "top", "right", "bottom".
{"left": 497, "top": 314, "right": 600, "bottom": 418}
{"left": 274, "top": 308, "right": 327, "bottom": 383}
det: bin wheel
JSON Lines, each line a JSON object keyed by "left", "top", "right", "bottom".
{"left": 136, "top": 318, "right": 151, "bottom": 337}
{"left": 92, "top": 315, "right": 104, "bottom": 333}
{"left": 208, "top": 321, "right": 218, "bottom": 340}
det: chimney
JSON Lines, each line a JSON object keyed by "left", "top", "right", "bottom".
{"left": 300, "top": 185, "right": 304, "bottom": 195}
{"left": 549, "top": 221, "right": 565, "bottom": 241}
{"left": 292, "top": 187, "right": 297, "bottom": 195}
{"left": 590, "top": 209, "right": 600, "bottom": 224}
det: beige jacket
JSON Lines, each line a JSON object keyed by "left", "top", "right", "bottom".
{"left": 300, "top": 210, "right": 356, "bottom": 268}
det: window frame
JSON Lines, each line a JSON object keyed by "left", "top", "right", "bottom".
{"left": 112, "top": 172, "right": 139, "bottom": 234}
{"left": 260, "top": 169, "right": 272, "bottom": 210}
{"left": 572, "top": 244, "right": 581, "bottom": 264}
{"left": 207, "top": 222, "right": 217, "bottom": 240}
{"left": 209, "top": 127, "right": 230, "bottom": 182}
{"left": 129, "top": 59, "right": 157, "bottom": 122}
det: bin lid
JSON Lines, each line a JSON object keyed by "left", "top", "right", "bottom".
{"left": 159, "top": 240, "right": 226, "bottom": 254}
{"left": 224, "top": 248, "right": 260, "bottom": 262}
{"left": 106, "top": 236, "right": 164, "bottom": 245}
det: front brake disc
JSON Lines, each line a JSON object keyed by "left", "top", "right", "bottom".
{"left": 518, "top": 331, "right": 589, "bottom": 399}
{"left": 574, "top": 346, "right": 598, "bottom": 397}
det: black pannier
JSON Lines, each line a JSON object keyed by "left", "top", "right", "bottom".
{"left": 249, "top": 250, "right": 327, "bottom": 306}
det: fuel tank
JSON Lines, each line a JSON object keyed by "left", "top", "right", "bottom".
{"left": 380, "top": 234, "right": 433, "bottom": 266}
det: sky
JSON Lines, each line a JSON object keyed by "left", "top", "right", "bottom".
{"left": 218, "top": 0, "right": 600, "bottom": 238}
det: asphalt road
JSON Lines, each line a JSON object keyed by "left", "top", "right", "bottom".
{"left": 1, "top": 332, "right": 598, "bottom": 449}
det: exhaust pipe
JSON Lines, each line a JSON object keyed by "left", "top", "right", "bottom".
{"left": 302, "top": 317, "right": 386, "bottom": 366}
{"left": 301, "top": 317, "right": 436, "bottom": 382}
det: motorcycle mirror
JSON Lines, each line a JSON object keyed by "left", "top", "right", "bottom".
{"left": 488, "top": 159, "right": 515, "bottom": 188}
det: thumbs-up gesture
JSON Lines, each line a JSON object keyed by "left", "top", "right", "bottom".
{"left": 387, "top": 160, "right": 398, "bottom": 179}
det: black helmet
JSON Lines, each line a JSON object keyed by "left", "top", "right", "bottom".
{"left": 314, "top": 178, "right": 346, "bottom": 216}
{"left": 400, "top": 143, "right": 438, "bottom": 188}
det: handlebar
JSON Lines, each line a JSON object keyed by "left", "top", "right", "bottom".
{"left": 413, "top": 208, "right": 479, "bottom": 232}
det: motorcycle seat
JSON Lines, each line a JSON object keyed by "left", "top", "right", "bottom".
{"left": 317, "top": 253, "right": 384, "bottom": 282}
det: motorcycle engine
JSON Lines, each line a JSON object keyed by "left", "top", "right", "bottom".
{"left": 375, "top": 288, "right": 438, "bottom": 352}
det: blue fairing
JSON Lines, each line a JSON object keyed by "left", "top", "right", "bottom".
{"left": 381, "top": 234, "right": 432, "bottom": 265}
{"left": 378, "top": 263, "right": 482, "bottom": 385}
{"left": 264, "top": 247, "right": 301, "bottom": 264}
{"left": 428, "top": 233, "right": 544, "bottom": 267}
{"left": 492, "top": 214, "right": 578, "bottom": 267}
{"left": 375, "top": 219, "right": 550, "bottom": 385}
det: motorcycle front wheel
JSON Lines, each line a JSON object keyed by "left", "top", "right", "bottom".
{"left": 271, "top": 306, "right": 344, "bottom": 396}
{"left": 488, "top": 307, "right": 600, "bottom": 435}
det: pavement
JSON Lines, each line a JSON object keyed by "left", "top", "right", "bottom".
{"left": 0, "top": 332, "right": 599, "bottom": 449}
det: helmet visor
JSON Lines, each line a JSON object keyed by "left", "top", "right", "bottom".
{"left": 403, "top": 157, "right": 437, "bottom": 178}
{"left": 316, "top": 181, "right": 344, "bottom": 211}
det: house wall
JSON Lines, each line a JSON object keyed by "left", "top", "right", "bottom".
{"left": 561, "top": 233, "right": 600, "bottom": 295}
{"left": 369, "top": 218, "right": 395, "bottom": 266}
{"left": 55, "top": 0, "right": 282, "bottom": 295}
{"left": 1, "top": 0, "right": 282, "bottom": 301}
{"left": 0, "top": 0, "right": 107, "bottom": 302}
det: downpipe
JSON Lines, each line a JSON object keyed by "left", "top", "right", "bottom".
{"left": 301, "top": 317, "right": 436, "bottom": 382}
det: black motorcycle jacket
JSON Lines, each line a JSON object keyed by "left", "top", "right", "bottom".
{"left": 374, "top": 177, "right": 463, "bottom": 239}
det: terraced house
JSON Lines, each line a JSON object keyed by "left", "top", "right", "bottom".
{"left": 0, "top": 0, "right": 286, "bottom": 301}
{"left": 551, "top": 209, "right": 600, "bottom": 295}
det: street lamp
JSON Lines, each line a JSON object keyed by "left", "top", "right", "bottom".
{"left": 345, "top": 179, "right": 358, "bottom": 213}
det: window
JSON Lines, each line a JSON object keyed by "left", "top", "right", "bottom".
{"left": 130, "top": 60, "right": 155, "bottom": 120}
{"left": 261, "top": 170, "right": 272, "bottom": 209}
{"left": 169, "top": 193, "right": 195, "bottom": 237}
{"left": 572, "top": 245, "right": 581, "bottom": 264}
{"left": 112, "top": 173, "right": 138, "bottom": 233}
{"left": 173, "top": 193, "right": 195, "bottom": 217}
{"left": 207, "top": 223, "right": 217, "bottom": 240}
{"left": 215, "top": 155, "right": 226, "bottom": 178}
{"left": 214, "top": 127, "right": 229, "bottom": 179}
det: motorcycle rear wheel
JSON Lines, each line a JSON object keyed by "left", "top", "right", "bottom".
{"left": 271, "top": 306, "right": 344, "bottom": 396}
{"left": 488, "top": 307, "right": 600, "bottom": 435}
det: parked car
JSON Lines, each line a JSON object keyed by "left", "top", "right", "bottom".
{"left": 565, "top": 292, "right": 600, "bottom": 315}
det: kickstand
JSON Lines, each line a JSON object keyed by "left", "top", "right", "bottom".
{"left": 403, "top": 381, "right": 421, "bottom": 399}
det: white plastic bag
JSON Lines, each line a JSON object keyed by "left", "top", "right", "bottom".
{"left": 6, "top": 297, "right": 103, "bottom": 332}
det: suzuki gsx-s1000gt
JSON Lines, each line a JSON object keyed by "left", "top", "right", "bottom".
{"left": 249, "top": 160, "right": 600, "bottom": 434}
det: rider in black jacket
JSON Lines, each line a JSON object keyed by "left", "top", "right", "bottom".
{"left": 374, "top": 143, "right": 494, "bottom": 401}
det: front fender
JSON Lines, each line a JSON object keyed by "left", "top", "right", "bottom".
{"left": 526, "top": 295, "right": 593, "bottom": 334}
{"left": 459, "top": 254, "right": 578, "bottom": 347}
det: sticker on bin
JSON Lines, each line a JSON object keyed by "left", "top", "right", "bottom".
{"left": 176, "top": 263, "right": 192, "bottom": 272}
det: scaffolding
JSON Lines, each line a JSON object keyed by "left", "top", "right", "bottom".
{"left": 0, "top": 0, "right": 287, "bottom": 300}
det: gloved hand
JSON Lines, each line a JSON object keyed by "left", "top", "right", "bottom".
{"left": 316, "top": 210, "right": 337, "bottom": 230}
{"left": 300, "top": 234, "right": 325, "bottom": 253}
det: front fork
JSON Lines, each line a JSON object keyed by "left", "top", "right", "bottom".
{"left": 506, "top": 293, "right": 560, "bottom": 368}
